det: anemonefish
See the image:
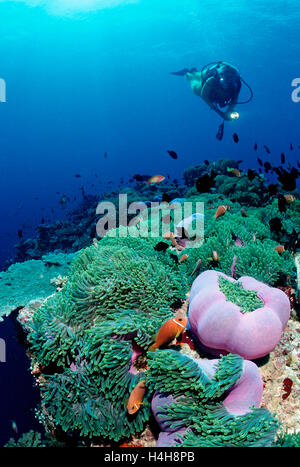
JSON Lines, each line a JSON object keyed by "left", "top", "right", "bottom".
{"left": 274, "top": 245, "right": 285, "bottom": 254}
{"left": 214, "top": 205, "right": 230, "bottom": 219}
{"left": 179, "top": 254, "right": 189, "bottom": 263}
{"left": 149, "top": 312, "right": 187, "bottom": 352}
{"left": 127, "top": 379, "right": 147, "bottom": 415}
{"left": 285, "top": 194, "right": 295, "bottom": 204}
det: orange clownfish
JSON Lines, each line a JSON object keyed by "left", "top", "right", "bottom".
{"left": 179, "top": 254, "right": 189, "bottom": 263}
{"left": 214, "top": 205, "right": 230, "bottom": 219}
{"left": 127, "top": 379, "right": 147, "bottom": 415}
{"left": 147, "top": 175, "right": 165, "bottom": 186}
{"left": 163, "top": 232, "right": 175, "bottom": 240}
{"left": 149, "top": 313, "right": 187, "bottom": 352}
{"left": 274, "top": 245, "right": 285, "bottom": 254}
{"left": 285, "top": 194, "right": 295, "bottom": 204}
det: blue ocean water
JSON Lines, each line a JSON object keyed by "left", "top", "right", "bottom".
{"left": 0, "top": 0, "right": 299, "bottom": 446}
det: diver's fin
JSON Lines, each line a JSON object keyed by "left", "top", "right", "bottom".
{"left": 170, "top": 67, "right": 197, "bottom": 76}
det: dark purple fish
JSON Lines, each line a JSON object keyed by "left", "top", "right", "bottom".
{"left": 268, "top": 184, "right": 278, "bottom": 196}
{"left": 290, "top": 143, "right": 294, "bottom": 151}
{"left": 247, "top": 169, "right": 257, "bottom": 181}
{"left": 264, "top": 161, "right": 272, "bottom": 172}
{"left": 257, "top": 158, "right": 263, "bottom": 167}
{"left": 254, "top": 143, "right": 258, "bottom": 151}
{"left": 233, "top": 133, "right": 239, "bottom": 143}
{"left": 167, "top": 150, "right": 178, "bottom": 160}
{"left": 277, "top": 194, "right": 287, "bottom": 213}
{"left": 281, "top": 153, "right": 285, "bottom": 164}
{"left": 264, "top": 145, "right": 271, "bottom": 154}
{"left": 216, "top": 121, "right": 224, "bottom": 141}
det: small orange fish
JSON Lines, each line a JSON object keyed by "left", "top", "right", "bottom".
{"left": 171, "top": 238, "right": 178, "bottom": 247}
{"left": 164, "top": 232, "right": 175, "bottom": 240}
{"left": 149, "top": 312, "right": 187, "bottom": 352}
{"left": 241, "top": 209, "right": 248, "bottom": 217}
{"left": 147, "top": 175, "right": 165, "bottom": 185}
{"left": 212, "top": 250, "right": 220, "bottom": 262}
{"left": 275, "top": 245, "right": 285, "bottom": 254}
{"left": 285, "top": 194, "right": 295, "bottom": 204}
{"left": 179, "top": 254, "right": 189, "bottom": 263}
{"left": 227, "top": 168, "right": 241, "bottom": 177}
{"left": 191, "top": 258, "right": 202, "bottom": 276}
{"left": 127, "top": 380, "right": 147, "bottom": 415}
{"left": 214, "top": 205, "right": 229, "bottom": 219}
{"left": 207, "top": 206, "right": 216, "bottom": 210}
{"left": 92, "top": 238, "right": 98, "bottom": 248}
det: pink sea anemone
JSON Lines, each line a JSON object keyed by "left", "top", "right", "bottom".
{"left": 188, "top": 270, "right": 290, "bottom": 360}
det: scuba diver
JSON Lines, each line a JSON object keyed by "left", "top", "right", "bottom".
{"left": 171, "top": 61, "right": 253, "bottom": 140}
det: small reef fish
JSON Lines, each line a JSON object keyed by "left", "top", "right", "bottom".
{"left": 104, "top": 152, "right": 108, "bottom": 159}
{"left": 233, "top": 133, "right": 239, "bottom": 143}
{"left": 290, "top": 143, "right": 294, "bottom": 151}
{"left": 264, "top": 162, "right": 272, "bottom": 173}
{"left": 163, "top": 232, "right": 175, "bottom": 240}
{"left": 167, "top": 150, "right": 178, "bottom": 160}
{"left": 281, "top": 153, "right": 286, "bottom": 164}
{"left": 264, "top": 145, "right": 271, "bottom": 154}
{"left": 147, "top": 175, "right": 165, "bottom": 185}
{"left": 268, "top": 184, "right": 278, "bottom": 196}
{"left": 17, "top": 229, "right": 23, "bottom": 238}
{"left": 11, "top": 421, "right": 18, "bottom": 434}
{"left": 269, "top": 217, "right": 283, "bottom": 234}
{"left": 127, "top": 379, "right": 147, "bottom": 415}
{"left": 274, "top": 245, "right": 285, "bottom": 254}
{"left": 254, "top": 142, "right": 258, "bottom": 151}
{"left": 191, "top": 258, "right": 202, "bottom": 276}
{"left": 74, "top": 174, "right": 81, "bottom": 178}
{"left": 179, "top": 254, "right": 189, "bottom": 263}
{"left": 149, "top": 312, "right": 187, "bottom": 352}
{"left": 278, "top": 194, "right": 287, "bottom": 213}
{"left": 241, "top": 209, "right": 248, "bottom": 217}
{"left": 154, "top": 241, "right": 169, "bottom": 252}
{"left": 92, "top": 238, "right": 98, "bottom": 248}
{"left": 196, "top": 170, "right": 217, "bottom": 193}
{"left": 212, "top": 250, "right": 220, "bottom": 262}
{"left": 247, "top": 169, "right": 257, "bottom": 181}
{"left": 227, "top": 168, "right": 241, "bottom": 177}
{"left": 214, "top": 205, "right": 230, "bottom": 219}
{"left": 285, "top": 194, "right": 295, "bottom": 204}
{"left": 257, "top": 158, "right": 263, "bottom": 167}
{"left": 216, "top": 121, "right": 225, "bottom": 141}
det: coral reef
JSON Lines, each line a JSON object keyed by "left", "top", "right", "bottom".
{"left": 24, "top": 234, "right": 188, "bottom": 442}
{"left": 0, "top": 252, "right": 76, "bottom": 320}
{"left": 4, "top": 158, "right": 299, "bottom": 447}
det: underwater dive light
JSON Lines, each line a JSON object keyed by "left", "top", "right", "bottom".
{"left": 230, "top": 111, "right": 240, "bottom": 120}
